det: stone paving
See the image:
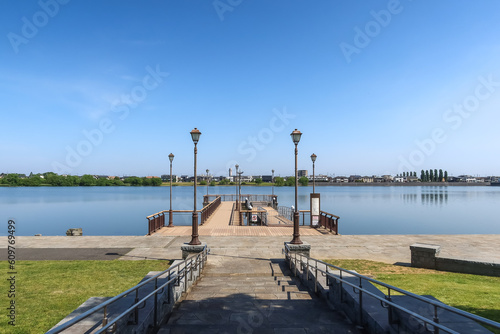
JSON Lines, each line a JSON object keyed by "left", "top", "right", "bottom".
{"left": 159, "top": 252, "right": 360, "bottom": 334}
{"left": 2, "top": 234, "right": 499, "bottom": 264}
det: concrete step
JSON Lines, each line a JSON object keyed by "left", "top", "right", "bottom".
{"left": 159, "top": 257, "right": 360, "bottom": 333}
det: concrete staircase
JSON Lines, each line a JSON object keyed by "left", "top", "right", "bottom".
{"left": 159, "top": 257, "right": 359, "bottom": 333}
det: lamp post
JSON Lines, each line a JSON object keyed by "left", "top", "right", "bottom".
{"left": 290, "top": 129, "right": 302, "bottom": 244}
{"left": 235, "top": 164, "right": 239, "bottom": 210}
{"left": 311, "top": 153, "right": 317, "bottom": 194}
{"left": 238, "top": 170, "right": 243, "bottom": 205}
{"left": 272, "top": 169, "right": 275, "bottom": 196}
{"left": 168, "top": 153, "right": 174, "bottom": 227}
{"left": 189, "top": 128, "right": 201, "bottom": 245}
{"left": 206, "top": 169, "right": 209, "bottom": 197}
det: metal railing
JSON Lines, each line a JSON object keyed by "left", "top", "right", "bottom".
{"left": 200, "top": 196, "right": 221, "bottom": 225}
{"left": 277, "top": 206, "right": 293, "bottom": 221}
{"left": 319, "top": 211, "right": 339, "bottom": 234}
{"left": 146, "top": 197, "right": 221, "bottom": 234}
{"left": 229, "top": 202, "right": 236, "bottom": 226}
{"left": 48, "top": 245, "right": 209, "bottom": 334}
{"left": 283, "top": 244, "right": 500, "bottom": 334}
{"left": 204, "top": 194, "right": 276, "bottom": 203}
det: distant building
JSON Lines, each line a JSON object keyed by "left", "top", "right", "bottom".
{"left": 161, "top": 174, "right": 178, "bottom": 182}
{"left": 262, "top": 175, "right": 273, "bottom": 182}
{"left": 298, "top": 170, "right": 308, "bottom": 177}
{"left": 334, "top": 176, "right": 349, "bottom": 183}
{"left": 349, "top": 175, "right": 361, "bottom": 183}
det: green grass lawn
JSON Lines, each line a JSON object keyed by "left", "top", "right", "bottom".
{"left": 324, "top": 259, "right": 500, "bottom": 333}
{"left": 0, "top": 260, "right": 170, "bottom": 334}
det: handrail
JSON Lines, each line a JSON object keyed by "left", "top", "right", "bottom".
{"left": 47, "top": 245, "right": 209, "bottom": 334}
{"left": 283, "top": 244, "right": 500, "bottom": 332}
{"left": 200, "top": 196, "right": 221, "bottom": 224}
{"left": 229, "top": 202, "right": 236, "bottom": 226}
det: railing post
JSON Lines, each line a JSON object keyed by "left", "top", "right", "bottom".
{"left": 154, "top": 277, "right": 158, "bottom": 327}
{"left": 359, "top": 277, "right": 363, "bottom": 326}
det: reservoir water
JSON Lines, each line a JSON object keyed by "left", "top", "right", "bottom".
{"left": 1, "top": 186, "right": 499, "bottom": 236}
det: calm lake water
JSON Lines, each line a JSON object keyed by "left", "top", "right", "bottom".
{"left": 1, "top": 186, "right": 499, "bottom": 236}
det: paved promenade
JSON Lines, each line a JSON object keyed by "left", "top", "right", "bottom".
{"left": 2, "top": 234, "right": 499, "bottom": 264}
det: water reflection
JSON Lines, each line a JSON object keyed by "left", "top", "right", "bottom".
{"left": 421, "top": 188, "right": 448, "bottom": 206}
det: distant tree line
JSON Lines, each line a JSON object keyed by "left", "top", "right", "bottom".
{"left": 420, "top": 169, "right": 448, "bottom": 182}
{"left": 0, "top": 173, "right": 163, "bottom": 187}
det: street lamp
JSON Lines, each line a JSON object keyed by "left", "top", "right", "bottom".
{"left": 189, "top": 128, "right": 201, "bottom": 245}
{"left": 290, "top": 129, "right": 302, "bottom": 244}
{"left": 235, "top": 164, "right": 239, "bottom": 210}
{"left": 238, "top": 169, "right": 243, "bottom": 206}
{"left": 206, "top": 169, "right": 209, "bottom": 197}
{"left": 168, "top": 153, "right": 174, "bottom": 227}
{"left": 272, "top": 169, "right": 275, "bottom": 196}
{"left": 311, "top": 153, "right": 317, "bottom": 194}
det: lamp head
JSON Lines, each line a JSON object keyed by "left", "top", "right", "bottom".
{"left": 310, "top": 153, "right": 317, "bottom": 163}
{"left": 190, "top": 128, "right": 201, "bottom": 144}
{"left": 168, "top": 153, "right": 174, "bottom": 163}
{"left": 290, "top": 129, "right": 302, "bottom": 145}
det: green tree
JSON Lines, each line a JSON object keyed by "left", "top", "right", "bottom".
{"left": 142, "top": 178, "right": 152, "bottom": 186}
{"left": 299, "top": 176, "right": 309, "bottom": 186}
{"left": 444, "top": 171, "right": 448, "bottom": 182}
{"left": 6, "top": 174, "right": 20, "bottom": 186}
{"left": 429, "top": 169, "right": 433, "bottom": 182}
{"left": 420, "top": 170, "right": 425, "bottom": 181}
{"left": 96, "top": 178, "right": 111, "bottom": 186}
{"left": 254, "top": 178, "right": 263, "bottom": 185}
{"left": 438, "top": 169, "right": 443, "bottom": 182}
{"left": 80, "top": 175, "right": 96, "bottom": 186}
{"left": 124, "top": 177, "right": 142, "bottom": 186}
{"left": 218, "top": 179, "right": 229, "bottom": 185}
{"left": 425, "top": 170, "right": 430, "bottom": 182}
{"left": 209, "top": 180, "right": 216, "bottom": 186}
{"left": 284, "top": 177, "right": 295, "bottom": 186}
{"left": 22, "top": 175, "right": 42, "bottom": 186}
{"left": 274, "top": 177, "right": 285, "bottom": 187}
{"left": 152, "top": 178, "right": 162, "bottom": 186}
{"left": 199, "top": 180, "right": 207, "bottom": 185}
{"left": 434, "top": 169, "right": 438, "bottom": 182}
{"left": 112, "top": 178, "right": 125, "bottom": 186}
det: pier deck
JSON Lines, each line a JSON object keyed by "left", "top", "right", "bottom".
{"left": 153, "top": 201, "right": 328, "bottom": 237}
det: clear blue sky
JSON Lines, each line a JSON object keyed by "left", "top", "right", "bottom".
{"left": 2, "top": 0, "right": 500, "bottom": 177}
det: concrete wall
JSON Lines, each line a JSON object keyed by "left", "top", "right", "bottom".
{"left": 410, "top": 243, "right": 500, "bottom": 277}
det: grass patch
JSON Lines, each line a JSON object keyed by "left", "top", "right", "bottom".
{"left": 324, "top": 259, "right": 500, "bottom": 332}
{"left": 0, "top": 260, "right": 170, "bottom": 334}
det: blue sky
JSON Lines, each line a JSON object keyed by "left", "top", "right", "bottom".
{"left": 1, "top": 0, "right": 500, "bottom": 177}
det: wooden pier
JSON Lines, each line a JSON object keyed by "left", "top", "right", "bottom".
{"left": 147, "top": 194, "right": 339, "bottom": 237}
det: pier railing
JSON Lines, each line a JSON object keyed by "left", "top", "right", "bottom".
{"left": 284, "top": 245, "right": 500, "bottom": 333}
{"left": 204, "top": 194, "right": 277, "bottom": 205}
{"left": 48, "top": 246, "right": 209, "bottom": 334}
{"left": 319, "top": 211, "right": 339, "bottom": 234}
{"left": 146, "top": 196, "right": 221, "bottom": 234}
{"left": 200, "top": 196, "right": 221, "bottom": 225}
